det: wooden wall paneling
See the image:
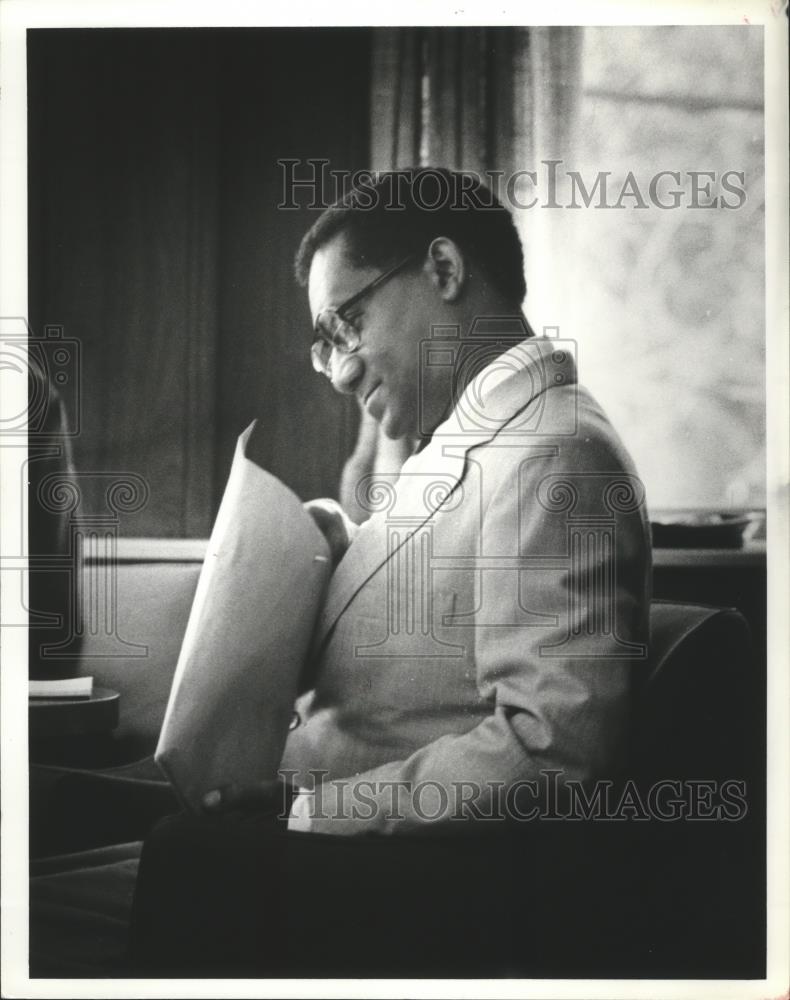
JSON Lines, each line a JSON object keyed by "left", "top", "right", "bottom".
{"left": 28, "top": 31, "right": 220, "bottom": 537}
{"left": 29, "top": 29, "right": 370, "bottom": 535}
{"left": 180, "top": 36, "right": 220, "bottom": 537}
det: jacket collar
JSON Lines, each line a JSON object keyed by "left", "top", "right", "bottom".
{"left": 311, "top": 336, "right": 577, "bottom": 650}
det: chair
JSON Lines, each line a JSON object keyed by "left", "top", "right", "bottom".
{"left": 127, "top": 600, "right": 764, "bottom": 978}
{"left": 633, "top": 600, "right": 759, "bottom": 782}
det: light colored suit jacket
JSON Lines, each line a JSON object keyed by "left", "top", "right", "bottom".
{"left": 280, "top": 336, "right": 652, "bottom": 834}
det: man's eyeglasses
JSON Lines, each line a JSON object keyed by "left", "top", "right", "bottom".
{"left": 310, "top": 254, "right": 419, "bottom": 376}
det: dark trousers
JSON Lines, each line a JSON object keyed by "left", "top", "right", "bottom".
{"left": 29, "top": 763, "right": 766, "bottom": 979}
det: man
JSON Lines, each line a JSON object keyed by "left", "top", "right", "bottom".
{"left": 210, "top": 167, "right": 652, "bottom": 834}
{"left": 29, "top": 168, "right": 651, "bottom": 974}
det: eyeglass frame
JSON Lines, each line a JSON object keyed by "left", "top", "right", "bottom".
{"left": 310, "top": 252, "right": 420, "bottom": 376}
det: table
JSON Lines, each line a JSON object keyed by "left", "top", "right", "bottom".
{"left": 29, "top": 686, "right": 120, "bottom": 767}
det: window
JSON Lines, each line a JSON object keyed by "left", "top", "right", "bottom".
{"left": 567, "top": 26, "right": 765, "bottom": 512}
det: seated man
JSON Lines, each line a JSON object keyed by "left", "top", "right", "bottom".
{"left": 29, "top": 167, "right": 651, "bottom": 972}
{"left": 217, "top": 166, "right": 651, "bottom": 833}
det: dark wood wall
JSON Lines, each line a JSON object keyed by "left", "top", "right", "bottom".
{"left": 28, "top": 29, "right": 368, "bottom": 537}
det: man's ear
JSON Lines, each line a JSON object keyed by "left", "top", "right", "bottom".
{"left": 426, "top": 237, "right": 468, "bottom": 302}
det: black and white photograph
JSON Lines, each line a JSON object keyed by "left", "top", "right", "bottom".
{"left": 1, "top": 0, "right": 788, "bottom": 996}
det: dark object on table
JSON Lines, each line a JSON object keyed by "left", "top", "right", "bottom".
{"left": 650, "top": 513, "right": 751, "bottom": 549}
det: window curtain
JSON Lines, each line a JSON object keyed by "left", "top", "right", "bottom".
{"left": 339, "top": 27, "right": 583, "bottom": 521}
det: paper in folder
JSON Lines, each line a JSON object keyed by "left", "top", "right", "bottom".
{"left": 155, "top": 421, "right": 331, "bottom": 813}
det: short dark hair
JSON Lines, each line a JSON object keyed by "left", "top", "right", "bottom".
{"left": 294, "top": 167, "right": 527, "bottom": 304}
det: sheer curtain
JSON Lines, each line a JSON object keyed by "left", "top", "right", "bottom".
{"left": 340, "top": 27, "right": 583, "bottom": 520}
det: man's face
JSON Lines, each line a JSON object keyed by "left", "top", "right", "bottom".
{"left": 308, "top": 234, "right": 446, "bottom": 441}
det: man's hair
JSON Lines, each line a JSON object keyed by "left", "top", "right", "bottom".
{"left": 294, "top": 167, "right": 527, "bottom": 305}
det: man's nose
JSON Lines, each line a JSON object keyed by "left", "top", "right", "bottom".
{"left": 330, "top": 351, "right": 364, "bottom": 395}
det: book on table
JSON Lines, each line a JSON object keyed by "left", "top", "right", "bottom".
{"left": 29, "top": 676, "right": 94, "bottom": 700}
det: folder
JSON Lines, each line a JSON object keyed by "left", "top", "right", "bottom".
{"left": 155, "top": 421, "right": 331, "bottom": 813}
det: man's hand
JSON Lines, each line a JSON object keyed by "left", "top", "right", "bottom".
{"left": 201, "top": 780, "right": 293, "bottom": 817}
{"left": 304, "top": 498, "right": 358, "bottom": 568}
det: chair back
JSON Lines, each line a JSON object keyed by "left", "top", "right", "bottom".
{"left": 633, "top": 600, "right": 756, "bottom": 784}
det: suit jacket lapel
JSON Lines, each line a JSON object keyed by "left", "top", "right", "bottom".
{"left": 311, "top": 337, "right": 577, "bottom": 651}
{"left": 311, "top": 441, "right": 470, "bottom": 652}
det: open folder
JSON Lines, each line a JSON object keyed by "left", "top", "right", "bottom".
{"left": 155, "top": 421, "right": 331, "bottom": 813}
